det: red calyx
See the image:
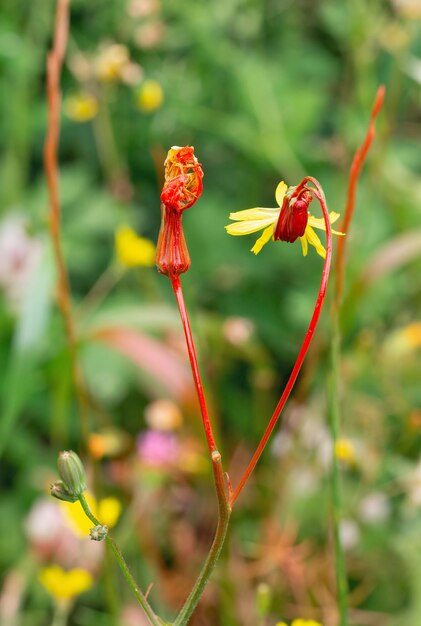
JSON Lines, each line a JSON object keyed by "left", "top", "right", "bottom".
{"left": 274, "top": 190, "right": 312, "bottom": 243}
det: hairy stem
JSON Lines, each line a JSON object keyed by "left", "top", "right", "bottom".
{"left": 173, "top": 452, "right": 231, "bottom": 626}
{"left": 78, "top": 494, "right": 162, "bottom": 626}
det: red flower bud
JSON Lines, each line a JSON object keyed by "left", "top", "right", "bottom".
{"left": 274, "top": 190, "right": 312, "bottom": 243}
{"left": 156, "top": 146, "right": 203, "bottom": 277}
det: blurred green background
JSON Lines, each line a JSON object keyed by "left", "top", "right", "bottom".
{"left": 1, "top": 0, "right": 421, "bottom": 625}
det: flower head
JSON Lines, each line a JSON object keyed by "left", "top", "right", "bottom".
{"left": 225, "top": 181, "right": 343, "bottom": 258}
{"left": 38, "top": 565, "right": 93, "bottom": 602}
{"left": 161, "top": 146, "right": 203, "bottom": 212}
{"left": 155, "top": 146, "right": 203, "bottom": 277}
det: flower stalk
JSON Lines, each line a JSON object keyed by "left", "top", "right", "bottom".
{"left": 328, "top": 86, "right": 385, "bottom": 626}
{"left": 230, "top": 177, "right": 333, "bottom": 505}
{"left": 78, "top": 492, "right": 162, "bottom": 626}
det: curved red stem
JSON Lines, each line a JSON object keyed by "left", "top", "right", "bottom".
{"left": 171, "top": 275, "right": 217, "bottom": 454}
{"left": 335, "top": 85, "right": 385, "bottom": 303}
{"left": 230, "top": 178, "right": 332, "bottom": 506}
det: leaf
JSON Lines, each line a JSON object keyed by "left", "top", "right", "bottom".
{"left": 0, "top": 242, "right": 54, "bottom": 457}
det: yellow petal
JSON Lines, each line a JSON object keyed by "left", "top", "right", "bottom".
{"left": 65, "top": 569, "right": 93, "bottom": 597}
{"left": 307, "top": 212, "right": 344, "bottom": 236}
{"left": 225, "top": 216, "right": 278, "bottom": 236}
{"left": 275, "top": 181, "right": 288, "bottom": 207}
{"left": 228, "top": 207, "right": 279, "bottom": 221}
{"left": 39, "top": 565, "right": 93, "bottom": 601}
{"left": 98, "top": 497, "right": 122, "bottom": 528}
{"left": 305, "top": 225, "right": 326, "bottom": 259}
{"left": 299, "top": 235, "right": 308, "bottom": 256}
{"left": 61, "top": 492, "right": 98, "bottom": 537}
{"left": 251, "top": 225, "right": 275, "bottom": 254}
{"left": 115, "top": 225, "right": 156, "bottom": 267}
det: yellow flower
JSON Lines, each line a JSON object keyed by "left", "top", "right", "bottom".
{"left": 136, "top": 79, "right": 164, "bottom": 112}
{"left": 38, "top": 565, "right": 93, "bottom": 601}
{"left": 225, "top": 181, "right": 343, "bottom": 258}
{"left": 115, "top": 225, "right": 156, "bottom": 267}
{"left": 61, "top": 492, "right": 122, "bottom": 537}
{"left": 64, "top": 93, "right": 98, "bottom": 122}
{"left": 95, "top": 44, "right": 130, "bottom": 82}
{"left": 335, "top": 438, "right": 357, "bottom": 465}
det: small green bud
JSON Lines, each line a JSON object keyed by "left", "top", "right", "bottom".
{"left": 57, "top": 450, "right": 87, "bottom": 496}
{"left": 90, "top": 525, "right": 109, "bottom": 541}
{"left": 50, "top": 480, "right": 79, "bottom": 503}
{"left": 256, "top": 582, "right": 272, "bottom": 618}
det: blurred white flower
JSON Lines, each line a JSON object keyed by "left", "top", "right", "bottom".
{"left": 339, "top": 519, "right": 360, "bottom": 550}
{"left": 405, "top": 459, "right": 421, "bottom": 506}
{"left": 0, "top": 214, "right": 42, "bottom": 310}
{"left": 134, "top": 22, "right": 165, "bottom": 49}
{"left": 127, "top": 0, "right": 160, "bottom": 18}
{"left": 359, "top": 492, "right": 390, "bottom": 524}
{"left": 223, "top": 316, "right": 255, "bottom": 345}
{"left": 144, "top": 399, "right": 183, "bottom": 431}
{"left": 25, "top": 497, "right": 103, "bottom": 570}
{"left": 271, "top": 431, "right": 294, "bottom": 458}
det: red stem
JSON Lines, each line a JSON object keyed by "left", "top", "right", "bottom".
{"left": 171, "top": 276, "right": 217, "bottom": 454}
{"left": 230, "top": 178, "right": 332, "bottom": 505}
{"left": 335, "top": 86, "right": 385, "bottom": 303}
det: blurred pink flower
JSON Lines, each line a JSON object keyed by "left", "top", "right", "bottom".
{"left": 137, "top": 430, "right": 180, "bottom": 467}
{"left": 0, "top": 215, "right": 42, "bottom": 310}
{"left": 121, "top": 604, "right": 151, "bottom": 626}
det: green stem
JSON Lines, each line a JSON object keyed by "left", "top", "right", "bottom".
{"left": 328, "top": 306, "right": 348, "bottom": 626}
{"left": 78, "top": 493, "right": 162, "bottom": 626}
{"left": 173, "top": 452, "right": 231, "bottom": 626}
{"left": 52, "top": 602, "right": 71, "bottom": 626}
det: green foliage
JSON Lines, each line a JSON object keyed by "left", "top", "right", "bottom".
{"left": 1, "top": 0, "right": 421, "bottom": 625}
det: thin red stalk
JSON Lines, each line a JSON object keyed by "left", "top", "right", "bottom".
{"left": 171, "top": 275, "right": 217, "bottom": 454}
{"left": 44, "top": 0, "right": 88, "bottom": 438}
{"left": 335, "top": 86, "right": 385, "bottom": 303}
{"left": 230, "top": 178, "right": 332, "bottom": 506}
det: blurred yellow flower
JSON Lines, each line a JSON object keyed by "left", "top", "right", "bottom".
{"left": 276, "top": 621, "right": 323, "bottom": 626}
{"left": 335, "top": 438, "right": 357, "bottom": 465}
{"left": 61, "top": 492, "right": 122, "bottom": 537}
{"left": 88, "top": 428, "right": 130, "bottom": 459}
{"left": 64, "top": 93, "right": 98, "bottom": 122}
{"left": 403, "top": 323, "right": 421, "bottom": 348}
{"left": 136, "top": 79, "right": 164, "bottom": 112}
{"left": 95, "top": 44, "right": 130, "bottom": 82}
{"left": 115, "top": 225, "right": 156, "bottom": 267}
{"left": 38, "top": 565, "right": 93, "bottom": 601}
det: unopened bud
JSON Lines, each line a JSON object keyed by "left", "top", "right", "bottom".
{"left": 57, "top": 450, "right": 87, "bottom": 496}
{"left": 89, "top": 524, "right": 109, "bottom": 541}
{"left": 256, "top": 582, "right": 272, "bottom": 618}
{"left": 50, "top": 480, "right": 79, "bottom": 503}
{"left": 155, "top": 146, "right": 203, "bottom": 277}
